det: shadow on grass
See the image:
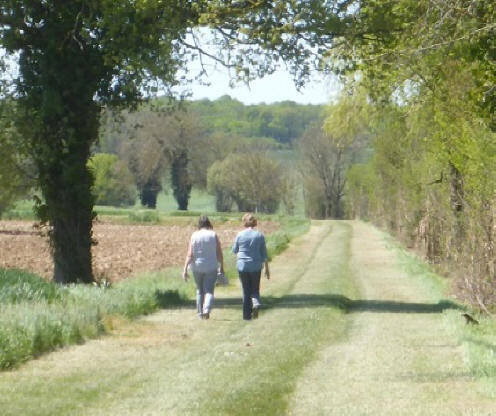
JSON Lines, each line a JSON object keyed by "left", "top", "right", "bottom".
{"left": 155, "top": 290, "right": 461, "bottom": 314}
{"left": 155, "top": 290, "right": 188, "bottom": 307}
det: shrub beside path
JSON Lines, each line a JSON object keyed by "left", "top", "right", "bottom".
{"left": 1, "top": 221, "right": 494, "bottom": 415}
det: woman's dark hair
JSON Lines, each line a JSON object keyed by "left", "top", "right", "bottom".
{"left": 198, "top": 215, "right": 213, "bottom": 230}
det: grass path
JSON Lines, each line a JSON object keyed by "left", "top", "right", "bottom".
{"left": 1, "top": 221, "right": 494, "bottom": 415}
{"left": 288, "top": 222, "right": 495, "bottom": 415}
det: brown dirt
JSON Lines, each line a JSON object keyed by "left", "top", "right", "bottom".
{"left": 0, "top": 220, "right": 278, "bottom": 281}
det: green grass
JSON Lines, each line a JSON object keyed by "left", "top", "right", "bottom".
{"left": 203, "top": 222, "right": 354, "bottom": 415}
{"left": 265, "top": 215, "right": 310, "bottom": 259}
{"left": 0, "top": 269, "right": 63, "bottom": 303}
{"left": 2, "top": 187, "right": 307, "bottom": 222}
{"left": 1, "top": 189, "right": 216, "bottom": 221}
{"left": 156, "top": 188, "right": 216, "bottom": 212}
{"left": 380, "top": 228, "right": 496, "bottom": 389}
{"left": 0, "top": 268, "right": 192, "bottom": 371}
{"left": 0, "top": 215, "right": 309, "bottom": 371}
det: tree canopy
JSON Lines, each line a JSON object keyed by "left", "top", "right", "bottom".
{"left": 1, "top": 0, "right": 493, "bottom": 289}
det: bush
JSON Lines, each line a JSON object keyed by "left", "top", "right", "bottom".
{"left": 207, "top": 153, "right": 285, "bottom": 213}
{"left": 0, "top": 104, "right": 33, "bottom": 217}
{"left": 88, "top": 153, "right": 137, "bottom": 207}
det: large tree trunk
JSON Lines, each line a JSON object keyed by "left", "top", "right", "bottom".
{"left": 52, "top": 215, "right": 93, "bottom": 284}
{"left": 16, "top": 4, "right": 103, "bottom": 284}
{"left": 37, "top": 119, "right": 97, "bottom": 284}
{"left": 37, "top": 110, "right": 98, "bottom": 284}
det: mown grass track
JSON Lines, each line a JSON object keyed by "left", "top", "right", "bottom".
{"left": 1, "top": 221, "right": 494, "bottom": 415}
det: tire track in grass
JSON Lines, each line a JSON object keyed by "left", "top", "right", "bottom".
{"left": 288, "top": 221, "right": 495, "bottom": 416}
{"left": 1, "top": 221, "right": 348, "bottom": 416}
{"left": 166, "top": 221, "right": 355, "bottom": 416}
{"left": 7, "top": 221, "right": 490, "bottom": 415}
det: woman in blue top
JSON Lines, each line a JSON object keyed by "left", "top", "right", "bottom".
{"left": 232, "top": 213, "right": 270, "bottom": 320}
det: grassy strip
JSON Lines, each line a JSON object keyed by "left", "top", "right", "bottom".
{"left": 187, "top": 222, "right": 354, "bottom": 415}
{"left": 381, "top": 229, "right": 496, "bottom": 389}
{"left": 0, "top": 216, "right": 309, "bottom": 371}
{"left": 0, "top": 269, "right": 192, "bottom": 371}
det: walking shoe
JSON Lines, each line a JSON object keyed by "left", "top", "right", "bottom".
{"left": 203, "top": 312, "right": 210, "bottom": 320}
{"left": 252, "top": 307, "right": 259, "bottom": 320}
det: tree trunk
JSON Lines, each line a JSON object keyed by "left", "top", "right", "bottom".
{"left": 449, "top": 162, "right": 465, "bottom": 250}
{"left": 171, "top": 150, "right": 192, "bottom": 211}
{"left": 53, "top": 215, "right": 93, "bottom": 284}
{"left": 15, "top": 3, "right": 103, "bottom": 284}
{"left": 37, "top": 120, "right": 97, "bottom": 284}
{"left": 140, "top": 178, "right": 162, "bottom": 208}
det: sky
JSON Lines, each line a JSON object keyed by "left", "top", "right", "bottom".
{"left": 1, "top": 44, "right": 340, "bottom": 105}
{"left": 181, "top": 65, "right": 340, "bottom": 105}
{"left": 174, "top": 29, "right": 341, "bottom": 105}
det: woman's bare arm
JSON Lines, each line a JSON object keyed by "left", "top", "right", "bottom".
{"left": 182, "top": 241, "right": 193, "bottom": 281}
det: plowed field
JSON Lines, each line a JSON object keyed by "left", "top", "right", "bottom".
{"left": 0, "top": 220, "right": 278, "bottom": 281}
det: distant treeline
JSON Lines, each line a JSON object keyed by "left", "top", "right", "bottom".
{"left": 188, "top": 95, "right": 325, "bottom": 144}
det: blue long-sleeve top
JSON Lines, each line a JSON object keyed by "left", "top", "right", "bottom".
{"left": 232, "top": 228, "right": 268, "bottom": 272}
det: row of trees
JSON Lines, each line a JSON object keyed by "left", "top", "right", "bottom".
{"left": 2, "top": 0, "right": 493, "bottom": 288}
{"left": 94, "top": 105, "right": 292, "bottom": 214}
{"left": 277, "top": 0, "right": 494, "bottom": 309}
{"left": 190, "top": 95, "right": 325, "bottom": 144}
{"left": 336, "top": 1, "right": 495, "bottom": 309}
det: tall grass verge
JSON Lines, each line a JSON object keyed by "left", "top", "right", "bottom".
{"left": 0, "top": 268, "right": 191, "bottom": 371}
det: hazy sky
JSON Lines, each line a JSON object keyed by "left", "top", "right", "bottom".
{"left": 1, "top": 42, "right": 339, "bottom": 105}
{"left": 174, "top": 30, "right": 341, "bottom": 105}
{"left": 182, "top": 66, "right": 340, "bottom": 105}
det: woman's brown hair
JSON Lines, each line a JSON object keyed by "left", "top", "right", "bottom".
{"left": 198, "top": 215, "right": 213, "bottom": 229}
{"left": 242, "top": 213, "right": 257, "bottom": 227}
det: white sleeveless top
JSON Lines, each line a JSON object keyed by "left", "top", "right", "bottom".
{"left": 190, "top": 229, "right": 218, "bottom": 273}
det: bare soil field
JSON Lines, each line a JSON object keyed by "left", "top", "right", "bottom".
{"left": 0, "top": 220, "right": 278, "bottom": 281}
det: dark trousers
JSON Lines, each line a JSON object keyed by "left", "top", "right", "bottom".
{"left": 238, "top": 270, "right": 262, "bottom": 320}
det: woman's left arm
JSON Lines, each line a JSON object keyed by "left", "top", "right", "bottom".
{"left": 264, "top": 260, "right": 270, "bottom": 280}
{"left": 261, "top": 234, "right": 270, "bottom": 279}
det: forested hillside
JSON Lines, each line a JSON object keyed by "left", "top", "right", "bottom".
{"left": 189, "top": 95, "right": 325, "bottom": 144}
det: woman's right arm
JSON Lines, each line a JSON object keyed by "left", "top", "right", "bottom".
{"left": 182, "top": 240, "right": 193, "bottom": 281}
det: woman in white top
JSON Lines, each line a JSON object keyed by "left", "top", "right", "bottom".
{"left": 183, "top": 215, "right": 224, "bottom": 319}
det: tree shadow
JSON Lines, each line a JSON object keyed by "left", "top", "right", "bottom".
{"left": 155, "top": 290, "right": 461, "bottom": 314}
{"left": 155, "top": 290, "right": 191, "bottom": 308}
{"left": 349, "top": 299, "right": 461, "bottom": 314}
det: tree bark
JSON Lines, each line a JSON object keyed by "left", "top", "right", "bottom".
{"left": 449, "top": 162, "right": 465, "bottom": 249}
{"left": 14, "top": 3, "right": 104, "bottom": 284}
{"left": 140, "top": 178, "right": 162, "bottom": 209}
{"left": 171, "top": 150, "right": 192, "bottom": 211}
